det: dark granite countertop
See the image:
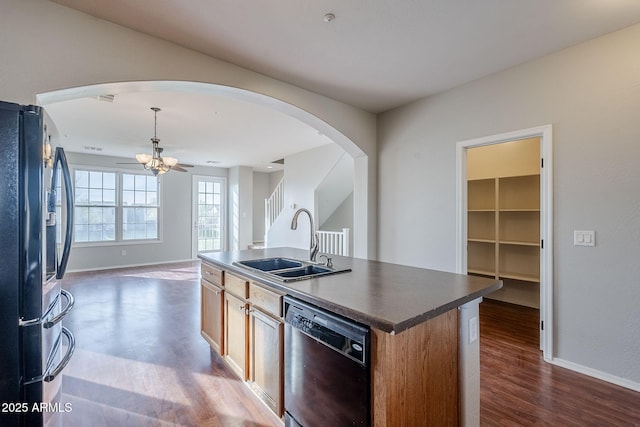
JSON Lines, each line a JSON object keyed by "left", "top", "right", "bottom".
{"left": 199, "top": 247, "right": 501, "bottom": 334}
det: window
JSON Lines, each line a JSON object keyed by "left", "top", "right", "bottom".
{"left": 73, "top": 169, "right": 159, "bottom": 244}
{"left": 74, "top": 170, "right": 116, "bottom": 242}
{"left": 122, "top": 174, "right": 158, "bottom": 240}
{"left": 196, "top": 179, "right": 223, "bottom": 251}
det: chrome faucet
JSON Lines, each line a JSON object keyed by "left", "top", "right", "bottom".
{"left": 290, "top": 208, "right": 319, "bottom": 262}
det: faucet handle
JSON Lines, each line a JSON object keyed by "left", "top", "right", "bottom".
{"left": 318, "top": 255, "right": 333, "bottom": 268}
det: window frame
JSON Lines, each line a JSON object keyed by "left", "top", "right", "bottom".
{"left": 71, "top": 165, "right": 163, "bottom": 247}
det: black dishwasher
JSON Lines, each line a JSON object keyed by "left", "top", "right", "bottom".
{"left": 284, "top": 296, "right": 370, "bottom": 427}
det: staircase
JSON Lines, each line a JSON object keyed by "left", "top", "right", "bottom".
{"left": 264, "top": 177, "right": 284, "bottom": 245}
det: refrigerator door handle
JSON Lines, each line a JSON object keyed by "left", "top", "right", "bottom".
{"left": 43, "top": 289, "right": 75, "bottom": 329}
{"left": 52, "top": 147, "right": 74, "bottom": 280}
{"left": 44, "top": 327, "right": 75, "bottom": 383}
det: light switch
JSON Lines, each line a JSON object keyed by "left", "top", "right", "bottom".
{"left": 574, "top": 230, "right": 595, "bottom": 247}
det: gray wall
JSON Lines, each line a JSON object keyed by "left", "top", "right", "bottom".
{"left": 0, "top": 0, "right": 377, "bottom": 259}
{"left": 66, "top": 152, "right": 227, "bottom": 271}
{"left": 378, "top": 23, "right": 640, "bottom": 387}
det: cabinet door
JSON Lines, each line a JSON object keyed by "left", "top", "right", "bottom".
{"left": 224, "top": 292, "right": 248, "bottom": 380}
{"left": 201, "top": 280, "right": 224, "bottom": 354}
{"left": 249, "top": 308, "right": 283, "bottom": 417}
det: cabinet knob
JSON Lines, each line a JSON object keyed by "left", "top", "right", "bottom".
{"left": 215, "top": 290, "right": 221, "bottom": 296}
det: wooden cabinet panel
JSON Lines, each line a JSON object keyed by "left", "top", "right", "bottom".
{"left": 201, "top": 280, "right": 224, "bottom": 354}
{"left": 249, "top": 308, "right": 283, "bottom": 416}
{"left": 371, "top": 309, "right": 458, "bottom": 427}
{"left": 467, "top": 241, "right": 496, "bottom": 276}
{"left": 467, "top": 179, "right": 495, "bottom": 210}
{"left": 468, "top": 211, "right": 496, "bottom": 242}
{"left": 201, "top": 262, "right": 224, "bottom": 286}
{"left": 226, "top": 272, "right": 249, "bottom": 299}
{"left": 499, "top": 211, "right": 540, "bottom": 244}
{"left": 499, "top": 175, "right": 540, "bottom": 210}
{"left": 224, "top": 292, "right": 249, "bottom": 380}
{"left": 249, "top": 283, "right": 284, "bottom": 318}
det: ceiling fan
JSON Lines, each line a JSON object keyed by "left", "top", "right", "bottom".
{"left": 121, "top": 107, "right": 193, "bottom": 175}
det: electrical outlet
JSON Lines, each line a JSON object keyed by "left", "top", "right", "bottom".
{"left": 121, "top": 250, "right": 127, "bottom": 256}
{"left": 469, "top": 316, "right": 478, "bottom": 343}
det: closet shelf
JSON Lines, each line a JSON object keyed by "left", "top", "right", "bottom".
{"left": 499, "top": 240, "right": 539, "bottom": 247}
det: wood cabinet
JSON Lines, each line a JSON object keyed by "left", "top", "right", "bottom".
{"left": 201, "top": 280, "right": 224, "bottom": 354}
{"left": 224, "top": 272, "right": 249, "bottom": 380}
{"left": 200, "top": 263, "right": 224, "bottom": 354}
{"left": 467, "top": 138, "right": 540, "bottom": 307}
{"left": 248, "top": 283, "right": 284, "bottom": 417}
{"left": 201, "top": 264, "right": 285, "bottom": 417}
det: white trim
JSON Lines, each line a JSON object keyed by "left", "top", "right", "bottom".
{"left": 456, "top": 125, "right": 553, "bottom": 360}
{"left": 548, "top": 357, "right": 640, "bottom": 393}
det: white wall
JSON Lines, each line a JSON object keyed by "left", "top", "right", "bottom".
{"left": 316, "top": 152, "right": 354, "bottom": 227}
{"left": 252, "top": 172, "right": 270, "bottom": 243}
{"left": 378, "top": 24, "right": 640, "bottom": 386}
{"left": 267, "top": 144, "right": 346, "bottom": 251}
{"left": 228, "top": 166, "right": 253, "bottom": 250}
{"left": 321, "top": 192, "right": 354, "bottom": 256}
{"left": 65, "top": 152, "right": 227, "bottom": 271}
{"left": 0, "top": 0, "right": 377, "bottom": 258}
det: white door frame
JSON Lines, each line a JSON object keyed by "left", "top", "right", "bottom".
{"left": 455, "top": 125, "right": 553, "bottom": 361}
{"left": 192, "top": 175, "right": 227, "bottom": 259}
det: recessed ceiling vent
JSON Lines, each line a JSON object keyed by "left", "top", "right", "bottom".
{"left": 95, "top": 94, "right": 116, "bottom": 103}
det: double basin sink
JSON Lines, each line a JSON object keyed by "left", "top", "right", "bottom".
{"left": 233, "top": 257, "right": 351, "bottom": 283}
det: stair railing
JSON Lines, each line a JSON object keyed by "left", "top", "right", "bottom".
{"left": 317, "top": 228, "right": 350, "bottom": 256}
{"left": 264, "top": 178, "right": 284, "bottom": 243}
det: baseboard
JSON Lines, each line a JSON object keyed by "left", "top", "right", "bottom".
{"left": 67, "top": 258, "right": 198, "bottom": 274}
{"left": 549, "top": 357, "right": 640, "bottom": 392}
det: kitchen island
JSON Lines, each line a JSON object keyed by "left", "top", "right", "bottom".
{"left": 199, "top": 247, "right": 501, "bottom": 426}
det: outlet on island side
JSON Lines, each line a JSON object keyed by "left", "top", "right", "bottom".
{"left": 469, "top": 316, "right": 478, "bottom": 344}
{"left": 121, "top": 250, "right": 127, "bottom": 256}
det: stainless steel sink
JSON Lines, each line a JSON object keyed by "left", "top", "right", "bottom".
{"left": 233, "top": 257, "right": 351, "bottom": 282}
{"left": 273, "top": 265, "right": 331, "bottom": 279}
{"left": 237, "top": 257, "right": 303, "bottom": 271}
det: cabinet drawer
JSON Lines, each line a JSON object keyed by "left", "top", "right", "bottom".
{"left": 250, "top": 283, "right": 284, "bottom": 318}
{"left": 226, "top": 272, "right": 249, "bottom": 299}
{"left": 202, "top": 262, "right": 224, "bottom": 286}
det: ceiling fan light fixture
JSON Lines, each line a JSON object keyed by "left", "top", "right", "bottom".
{"left": 132, "top": 107, "right": 190, "bottom": 175}
{"left": 136, "top": 153, "right": 153, "bottom": 164}
{"left": 163, "top": 156, "right": 178, "bottom": 167}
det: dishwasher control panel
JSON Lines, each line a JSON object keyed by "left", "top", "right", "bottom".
{"left": 284, "top": 297, "right": 369, "bottom": 366}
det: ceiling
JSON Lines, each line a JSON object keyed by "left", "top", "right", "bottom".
{"left": 42, "top": 83, "right": 333, "bottom": 172}
{"left": 44, "top": 0, "right": 640, "bottom": 170}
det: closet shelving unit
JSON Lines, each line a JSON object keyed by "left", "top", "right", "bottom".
{"left": 467, "top": 174, "right": 540, "bottom": 287}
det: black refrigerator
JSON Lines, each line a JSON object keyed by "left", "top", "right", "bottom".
{"left": 0, "top": 101, "right": 76, "bottom": 427}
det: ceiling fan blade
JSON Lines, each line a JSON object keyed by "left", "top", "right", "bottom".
{"left": 170, "top": 166, "right": 189, "bottom": 172}
{"left": 176, "top": 163, "right": 194, "bottom": 168}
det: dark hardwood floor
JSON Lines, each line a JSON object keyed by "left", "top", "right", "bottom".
{"left": 60, "top": 263, "right": 640, "bottom": 426}
{"left": 61, "top": 262, "right": 282, "bottom": 427}
{"left": 479, "top": 299, "right": 640, "bottom": 426}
